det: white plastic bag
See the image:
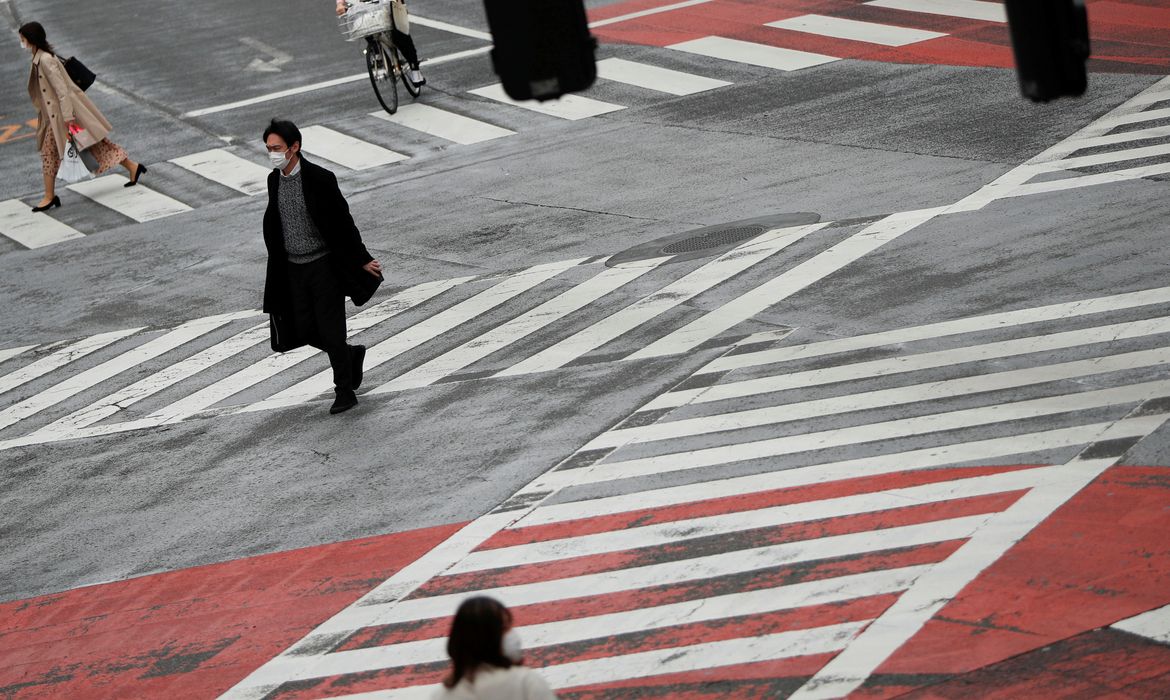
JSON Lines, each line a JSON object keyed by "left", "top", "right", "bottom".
{"left": 391, "top": 0, "right": 410, "bottom": 33}
{"left": 58, "top": 139, "right": 93, "bottom": 183}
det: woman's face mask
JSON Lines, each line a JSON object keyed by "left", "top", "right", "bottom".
{"left": 501, "top": 629, "right": 523, "bottom": 663}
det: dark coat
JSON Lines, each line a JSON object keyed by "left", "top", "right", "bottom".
{"left": 262, "top": 156, "right": 377, "bottom": 314}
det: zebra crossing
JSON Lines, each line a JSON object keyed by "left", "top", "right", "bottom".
{"left": 214, "top": 277, "right": 1170, "bottom": 699}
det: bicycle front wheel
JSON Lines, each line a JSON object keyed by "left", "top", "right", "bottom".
{"left": 366, "top": 37, "right": 398, "bottom": 114}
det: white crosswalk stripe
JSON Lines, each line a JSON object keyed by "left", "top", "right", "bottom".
{"left": 170, "top": 148, "right": 271, "bottom": 196}
{"left": 595, "top": 57, "right": 731, "bottom": 95}
{"left": 767, "top": 14, "right": 946, "bottom": 46}
{"left": 668, "top": 36, "right": 839, "bottom": 71}
{"left": 299, "top": 125, "right": 409, "bottom": 170}
{"left": 0, "top": 199, "right": 85, "bottom": 249}
{"left": 370, "top": 104, "right": 515, "bottom": 144}
{"left": 67, "top": 174, "right": 193, "bottom": 222}
{"left": 468, "top": 84, "right": 626, "bottom": 120}
{"left": 865, "top": 0, "right": 1007, "bottom": 23}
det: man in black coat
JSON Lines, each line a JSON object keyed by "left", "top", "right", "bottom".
{"left": 262, "top": 119, "right": 382, "bottom": 414}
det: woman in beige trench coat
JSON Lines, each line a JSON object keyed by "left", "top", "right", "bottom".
{"left": 19, "top": 22, "right": 146, "bottom": 212}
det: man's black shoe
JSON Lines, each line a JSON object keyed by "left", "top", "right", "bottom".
{"left": 350, "top": 344, "right": 366, "bottom": 389}
{"left": 330, "top": 388, "right": 358, "bottom": 414}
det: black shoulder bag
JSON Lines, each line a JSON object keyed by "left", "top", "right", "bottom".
{"left": 61, "top": 56, "right": 96, "bottom": 91}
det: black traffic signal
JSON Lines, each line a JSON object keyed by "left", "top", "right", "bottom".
{"left": 483, "top": 0, "right": 598, "bottom": 101}
{"left": 1004, "top": 0, "right": 1091, "bottom": 102}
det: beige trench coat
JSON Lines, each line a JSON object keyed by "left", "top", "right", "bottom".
{"left": 27, "top": 50, "right": 112, "bottom": 156}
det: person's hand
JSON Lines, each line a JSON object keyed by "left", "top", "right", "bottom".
{"left": 66, "top": 120, "right": 80, "bottom": 132}
{"left": 336, "top": 1, "right": 349, "bottom": 15}
{"left": 363, "top": 260, "right": 382, "bottom": 277}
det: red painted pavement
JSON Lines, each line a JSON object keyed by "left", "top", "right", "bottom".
{"left": 0, "top": 523, "right": 461, "bottom": 700}
{"left": 588, "top": 0, "right": 1170, "bottom": 74}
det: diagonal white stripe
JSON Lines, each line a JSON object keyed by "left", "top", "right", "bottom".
{"left": 456, "top": 468, "right": 1047, "bottom": 573}
{"left": 596, "top": 57, "right": 730, "bottom": 95}
{"left": 0, "top": 334, "right": 138, "bottom": 398}
{"left": 525, "top": 419, "right": 1148, "bottom": 527}
{"left": 0, "top": 345, "right": 37, "bottom": 366}
{"left": 669, "top": 36, "right": 839, "bottom": 71}
{"left": 67, "top": 175, "right": 193, "bottom": 222}
{"left": 547, "top": 380, "right": 1170, "bottom": 488}
{"left": 595, "top": 346, "right": 1170, "bottom": 449}
{"left": 245, "top": 261, "right": 583, "bottom": 411}
{"left": 373, "top": 258, "right": 669, "bottom": 393}
{"left": 648, "top": 315, "right": 1170, "bottom": 410}
{"left": 171, "top": 149, "right": 271, "bottom": 196}
{"left": 469, "top": 84, "right": 625, "bottom": 120}
{"left": 370, "top": 104, "right": 515, "bottom": 145}
{"left": 0, "top": 312, "right": 250, "bottom": 433}
{"left": 0, "top": 199, "right": 85, "bottom": 248}
{"left": 497, "top": 224, "right": 828, "bottom": 377}
{"left": 300, "top": 125, "right": 409, "bottom": 170}
{"left": 767, "top": 15, "right": 946, "bottom": 46}
{"left": 865, "top": 0, "right": 1006, "bottom": 22}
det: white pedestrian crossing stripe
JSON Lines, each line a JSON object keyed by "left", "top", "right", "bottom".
{"left": 865, "top": 0, "right": 1007, "bottom": 23}
{"left": 767, "top": 14, "right": 947, "bottom": 46}
{"left": 468, "top": 84, "right": 626, "bottom": 120}
{"left": 595, "top": 57, "right": 731, "bottom": 95}
{"left": 170, "top": 148, "right": 271, "bottom": 196}
{"left": 370, "top": 104, "right": 516, "bottom": 144}
{"left": 299, "top": 124, "right": 409, "bottom": 170}
{"left": 668, "top": 36, "right": 839, "bottom": 71}
{"left": 68, "top": 174, "right": 193, "bottom": 223}
{"left": 0, "top": 199, "right": 85, "bottom": 248}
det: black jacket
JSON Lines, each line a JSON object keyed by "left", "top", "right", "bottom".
{"left": 262, "top": 156, "right": 377, "bottom": 314}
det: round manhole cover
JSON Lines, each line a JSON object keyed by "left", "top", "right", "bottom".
{"left": 660, "top": 225, "right": 766, "bottom": 255}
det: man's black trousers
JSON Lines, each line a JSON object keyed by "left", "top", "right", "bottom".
{"left": 287, "top": 256, "right": 354, "bottom": 391}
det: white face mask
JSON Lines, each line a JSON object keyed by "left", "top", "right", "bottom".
{"left": 501, "top": 629, "right": 523, "bottom": 663}
{"left": 20, "top": 39, "right": 29, "bottom": 51}
{"left": 268, "top": 150, "right": 290, "bottom": 168}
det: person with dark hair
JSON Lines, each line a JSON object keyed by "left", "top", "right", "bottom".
{"left": 261, "top": 118, "right": 382, "bottom": 415}
{"left": 336, "top": 0, "right": 426, "bottom": 86}
{"left": 432, "top": 597, "right": 557, "bottom": 699}
{"left": 19, "top": 21, "right": 148, "bottom": 212}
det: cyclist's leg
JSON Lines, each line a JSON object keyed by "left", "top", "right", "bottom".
{"left": 392, "top": 27, "right": 420, "bottom": 68}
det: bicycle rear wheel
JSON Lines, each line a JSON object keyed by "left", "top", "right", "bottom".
{"left": 366, "top": 37, "right": 398, "bottom": 114}
{"left": 396, "top": 45, "right": 422, "bottom": 98}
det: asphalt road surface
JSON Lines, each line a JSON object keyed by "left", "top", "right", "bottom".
{"left": 2, "top": 0, "right": 1170, "bottom": 698}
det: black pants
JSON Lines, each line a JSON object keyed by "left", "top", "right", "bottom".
{"left": 287, "top": 256, "right": 354, "bottom": 391}
{"left": 392, "top": 28, "right": 420, "bottom": 68}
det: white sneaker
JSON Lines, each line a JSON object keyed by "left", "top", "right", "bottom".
{"left": 408, "top": 68, "right": 426, "bottom": 86}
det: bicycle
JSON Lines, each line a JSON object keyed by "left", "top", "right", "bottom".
{"left": 339, "top": 0, "right": 422, "bottom": 115}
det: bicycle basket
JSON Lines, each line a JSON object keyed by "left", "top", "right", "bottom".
{"left": 340, "top": 3, "right": 393, "bottom": 40}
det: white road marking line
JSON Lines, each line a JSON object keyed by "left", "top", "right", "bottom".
{"left": 526, "top": 419, "right": 1145, "bottom": 527}
{"left": 695, "top": 286, "right": 1170, "bottom": 376}
{"left": 864, "top": 0, "right": 1006, "bottom": 23}
{"left": 1092, "top": 106, "right": 1170, "bottom": 130}
{"left": 182, "top": 46, "right": 492, "bottom": 119}
{"left": 628, "top": 211, "right": 939, "bottom": 361}
{"left": 408, "top": 14, "right": 492, "bottom": 40}
{"left": 589, "top": 0, "right": 715, "bottom": 29}
{"left": 170, "top": 149, "right": 271, "bottom": 196}
{"left": 340, "top": 622, "right": 867, "bottom": 700}
{"left": 457, "top": 469, "right": 1047, "bottom": 572}
{"left": 794, "top": 451, "right": 1155, "bottom": 697}
{"left": 668, "top": 36, "right": 839, "bottom": 71}
{"left": 288, "top": 568, "right": 919, "bottom": 680}
{"left": 117, "top": 279, "right": 468, "bottom": 429}
{"left": 0, "top": 313, "right": 244, "bottom": 433}
{"left": 0, "top": 329, "right": 140, "bottom": 398}
{"left": 1127, "top": 91, "right": 1170, "bottom": 108}
{"left": 0, "top": 345, "right": 37, "bottom": 366}
{"left": 1041, "top": 142, "right": 1170, "bottom": 171}
{"left": 16, "top": 316, "right": 268, "bottom": 443}
{"left": 328, "top": 517, "right": 985, "bottom": 633}
{"left": 596, "top": 57, "right": 731, "bottom": 95}
{"left": 1113, "top": 603, "right": 1170, "bottom": 644}
{"left": 497, "top": 224, "right": 828, "bottom": 377}
{"left": 1004, "top": 162, "right": 1170, "bottom": 198}
{"left": 67, "top": 175, "right": 193, "bottom": 223}
{"left": 597, "top": 346, "right": 1170, "bottom": 449}
{"left": 245, "top": 261, "right": 583, "bottom": 412}
{"left": 1044, "top": 126, "right": 1170, "bottom": 155}
{"left": 468, "top": 84, "right": 626, "bottom": 120}
{"left": 374, "top": 258, "right": 669, "bottom": 393}
{"left": 299, "top": 125, "right": 409, "bottom": 170}
{"left": 0, "top": 199, "right": 85, "bottom": 249}
{"left": 767, "top": 14, "right": 946, "bottom": 46}
{"left": 650, "top": 315, "right": 1170, "bottom": 410}
{"left": 544, "top": 380, "right": 1170, "bottom": 488}
{"left": 370, "top": 104, "right": 515, "bottom": 145}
